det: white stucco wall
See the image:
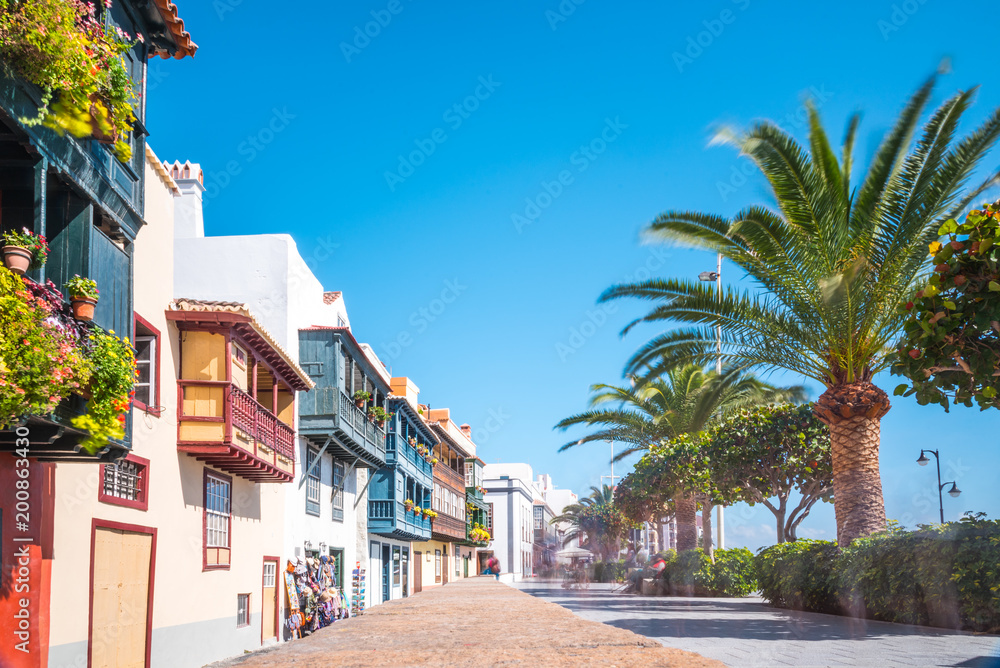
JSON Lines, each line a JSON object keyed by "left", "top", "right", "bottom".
{"left": 483, "top": 463, "right": 536, "bottom": 581}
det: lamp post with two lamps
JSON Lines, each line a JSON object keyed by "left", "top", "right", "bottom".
{"left": 699, "top": 253, "right": 725, "bottom": 549}
{"left": 916, "top": 449, "right": 962, "bottom": 524}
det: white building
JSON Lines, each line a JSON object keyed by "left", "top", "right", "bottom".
{"left": 168, "top": 160, "right": 386, "bottom": 626}
{"left": 535, "top": 474, "right": 581, "bottom": 562}
{"left": 483, "top": 463, "right": 536, "bottom": 580}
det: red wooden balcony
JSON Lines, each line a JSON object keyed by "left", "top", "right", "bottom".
{"left": 177, "top": 381, "right": 295, "bottom": 482}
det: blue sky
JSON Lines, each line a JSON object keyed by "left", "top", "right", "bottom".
{"left": 147, "top": 0, "right": 1000, "bottom": 550}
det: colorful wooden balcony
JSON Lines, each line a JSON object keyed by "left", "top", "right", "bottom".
{"left": 367, "top": 500, "right": 432, "bottom": 542}
{"left": 168, "top": 300, "right": 313, "bottom": 483}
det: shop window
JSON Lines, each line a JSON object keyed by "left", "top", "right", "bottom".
{"left": 99, "top": 454, "right": 149, "bottom": 511}
{"left": 204, "top": 471, "right": 232, "bottom": 570}
{"left": 237, "top": 593, "right": 250, "bottom": 627}
{"left": 133, "top": 314, "right": 160, "bottom": 415}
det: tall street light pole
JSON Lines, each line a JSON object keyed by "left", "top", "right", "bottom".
{"left": 699, "top": 253, "right": 725, "bottom": 549}
{"left": 916, "top": 449, "right": 962, "bottom": 523}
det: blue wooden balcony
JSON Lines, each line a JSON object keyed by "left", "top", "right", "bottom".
{"left": 299, "top": 328, "right": 391, "bottom": 469}
{"left": 386, "top": 433, "right": 434, "bottom": 482}
{"left": 368, "top": 499, "right": 432, "bottom": 541}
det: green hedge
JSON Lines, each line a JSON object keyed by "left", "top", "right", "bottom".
{"left": 591, "top": 560, "right": 627, "bottom": 582}
{"left": 754, "top": 539, "right": 841, "bottom": 613}
{"left": 661, "top": 547, "right": 757, "bottom": 597}
{"left": 755, "top": 515, "right": 1000, "bottom": 632}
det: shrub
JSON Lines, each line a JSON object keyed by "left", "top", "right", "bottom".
{"left": 755, "top": 539, "right": 840, "bottom": 613}
{"left": 592, "top": 560, "right": 627, "bottom": 583}
{"left": 708, "top": 547, "right": 757, "bottom": 597}
{"left": 662, "top": 549, "right": 713, "bottom": 595}
{"left": 836, "top": 516, "right": 1000, "bottom": 632}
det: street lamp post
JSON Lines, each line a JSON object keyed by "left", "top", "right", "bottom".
{"left": 699, "top": 253, "right": 725, "bottom": 549}
{"left": 916, "top": 449, "right": 962, "bottom": 523}
{"left": 600, "top": 437, "right": 620, "bottom": 489}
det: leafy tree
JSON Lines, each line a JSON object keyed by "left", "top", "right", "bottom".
{"left": 602, "top": 78, "right": 1000, "bottom": 545}
{"left": 705, "top": 403, "right": 833, "bottom": 542}
{"left": 556, "top": 362, "right": 804, "bottom": 553}
{"left": 892, "top": 202, "right": 1000, "bottom": 410}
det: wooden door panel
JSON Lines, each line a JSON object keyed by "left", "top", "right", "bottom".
{"left": 91, "top": 527, "right": 152, "bottom": 668}
{"left": 262, "top": 560, "right": 277, "bottom": 641}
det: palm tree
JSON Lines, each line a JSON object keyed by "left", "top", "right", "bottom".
{"left": 602, "top": 78, "right": 1000, "bottom": 546}
{"left": 556, "top": 362, "right": 805, "bottom": 551}
{"left": 551, "top": 485, "right": 622, "bottom": 561}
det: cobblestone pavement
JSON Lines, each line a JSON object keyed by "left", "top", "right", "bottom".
{"left": 518, "top": 582, "right": 1000, "bottom": 668}
{"left": 207, "top": 577, "right": 723, "bottom": 668}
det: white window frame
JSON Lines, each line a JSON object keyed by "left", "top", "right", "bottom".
{"left": 206, "top": 474, "right": 231, "bottom": 549}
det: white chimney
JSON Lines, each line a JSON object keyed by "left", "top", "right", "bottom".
{"left": 165, "top": 160, "right": 205, "bottom": 239}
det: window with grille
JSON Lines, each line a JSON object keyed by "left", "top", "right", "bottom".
{"left": 99, "top": 455, "right": 148, "bottom": 510}
{"left": 306, "top": 447, "right": 321, "bottom": 516}
{"left": 534, "top": 505, "right": 544, "bottom": 530}
{"left": 236, "top": 594, "right": 250, "bottom": 628}
{"left": 332, "top": 460, "right": 345, "bottom": 522}
{"left": 204, "top": 472, "right": 232, "bottom": 569}
{"left": 486, "top": 503, "right": 493, "bottom": 532}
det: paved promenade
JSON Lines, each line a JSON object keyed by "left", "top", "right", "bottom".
{"left": 209, "top": 577, "right": 721, "bottom": 667}
{"left": 518, "top": 582, "right": 1000, "bottom": 668}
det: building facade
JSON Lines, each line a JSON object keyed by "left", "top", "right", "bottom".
{"left": 482, "top": 463, "right": 536, "bottom": 580}
{"left": 0, "top": 5, "right": 195, "bottom": 665}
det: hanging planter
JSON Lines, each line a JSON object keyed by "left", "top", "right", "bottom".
{"left": 2, "top": 228, "right": 48, "bottom": 275}
{"left": 65, "top": 275, "right": 99, "bottom": 322}
{"left": 2, "top": 246, "right": 32, "bottom": 275}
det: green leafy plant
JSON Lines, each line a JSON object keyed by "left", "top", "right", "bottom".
{"left": 367, "top": 405, "right": 388, "bottom": 423}
{"left": 71, "top": 328, "right": 135, "bottom": 453}
{"left": 755, "top": 539, "right": 842, "bottom": 613}
{"left": 2, "top": 227, "right": 49, "bottom": 269}
{"left": 0, "top": 266, "right": 91, "bottom": 425}
{"left": 0, "top": 0, "right": 141, "bottom": 162}
{"left": 892, "top": 202, "right": 1000, "bottom": 411}
{"left": 352, "top": 390, "right": 371, "bottom": 403}
{"left": 65, "top": 275, "right": 98, "bottom": 300}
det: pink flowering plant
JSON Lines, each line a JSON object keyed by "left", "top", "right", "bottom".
{"left": 0, "top": 0, "right": 141, "bottom": 162}
{"left": 2, "top": 227, "right": 49, "bottom": 269}
{"left": 71, "top": 327, "right": 135, "bottom": 452}
{"left": 0, "top": 265, "right": 92, "bottom": 426}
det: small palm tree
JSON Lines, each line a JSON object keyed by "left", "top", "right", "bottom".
{"left": 602, "top": 78, "right": 1000, "bottom": 546}
{"left": 557, "top": 362, "right": 805, "bottom": 551}
{"left": 551, "top": 485, "right": 621, "bottom": 561}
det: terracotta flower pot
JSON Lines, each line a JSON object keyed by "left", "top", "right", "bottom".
{"left": 88, "top": 94, "right": 119, "bottom": 145}
{"left": 3, "top": 246, "right": 32, "bottom": 275}
{"left": 355, "top": 400, "right": 365, "bottom": 410}
{"left": 71, "top": 296, "right": 97, "bottom": 321}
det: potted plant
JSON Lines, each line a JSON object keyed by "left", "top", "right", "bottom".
{"left": 403, "top": 498, "right": 413, "bottom": 511}
{"left": 431, "top": 457, "right": 438, "bottom": 465}
{"left": 368, "top": 406, "right": 388, "bottom": 426}
{"left": 2, "top": 228, "right": 48, "bottom": 275}
{"left": 424, "top": 509, "right": 437, "bottom": 520}
{"left": 412, "top": 505, "right": 422, "bottom": 515}
{"left": 353, "top": 390, "right": 371, "bottom": 409}
{"left": 408, "top": 436, "right": 417, "bottom": 447}
{"left": 65, "top": 275, "right": 99, "bottom": 321}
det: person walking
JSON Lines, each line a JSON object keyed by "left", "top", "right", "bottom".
{"left": 488, "top": 556, "right": 501, "bottom": 580}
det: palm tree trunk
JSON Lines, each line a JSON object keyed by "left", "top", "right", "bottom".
{"left": 674, "top": 494, "right": 698, "bottom": 551}
{"left": 814, "top": 382, "right": 890, "bottom": 547}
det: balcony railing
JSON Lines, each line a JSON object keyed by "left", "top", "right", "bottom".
{"left": 385, "top": 434, "right": 434, "bottom": 480}
{"left": 177, "top": 380, "right": 294, "bottom": 482}
{"left": 368, "top": 499, "right": 432, "bottom": 540}
{"left": 231, "top": 386, "right": 295, "bottom": 461}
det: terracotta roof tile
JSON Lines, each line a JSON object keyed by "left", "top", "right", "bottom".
{"left": 323, "top": 291, "right": 342, "bottom": 304}
{"left": 150, "top": 0, "right": 197, "bottom": 60}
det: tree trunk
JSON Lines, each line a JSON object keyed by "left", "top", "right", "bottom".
{"left": 674, "top": 494, "right": 698, "bottom": 551}
{"left": 701, "top": 499, "right": 714, "bottom": 559}
{"left": 814, "top": 382, "right": 890, "bottom": 547}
